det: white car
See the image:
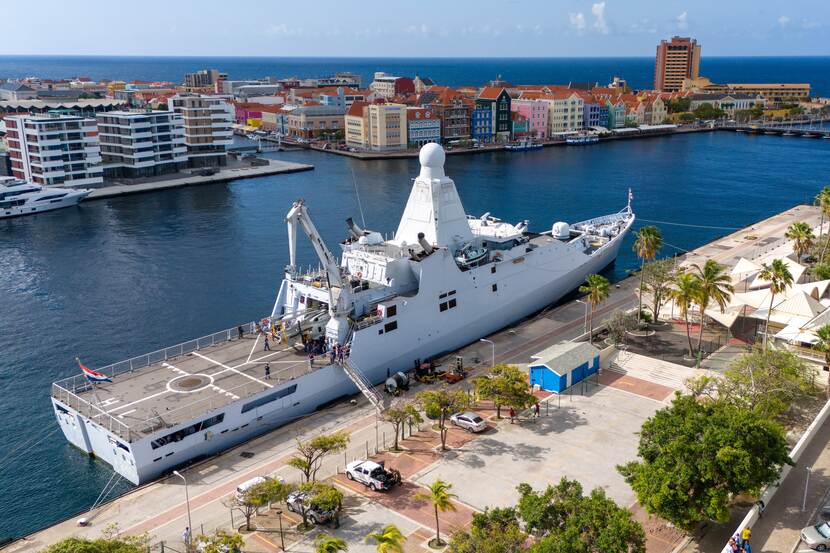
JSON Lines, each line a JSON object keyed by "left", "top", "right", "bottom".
{"left": 345, "top": 460, "right": 400, "bottom": 491}
{"left": 235, "top": 475, "right": 282, "bottom": 503}
{"left": 450, "top": 412, "right": 487, "bottom": 433}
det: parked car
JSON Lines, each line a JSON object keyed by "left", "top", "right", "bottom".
{"left": 801, "top": 521, "right": 830, "bottom": 550}
{"left": 285, "top": 490, "right": 336, "bottom": 525}
{"left": 345, "top": 460, "right": 401, "bottom": 491}
{"left": 450, "top": 412, "right": 487, "bottom": 433}
{"left": 234, "top": 475, "right": 283, "bottom": 503}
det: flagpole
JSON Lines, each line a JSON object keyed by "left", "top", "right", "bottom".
{"left": 77, "top": 357, "right": 105, "bottom": 409}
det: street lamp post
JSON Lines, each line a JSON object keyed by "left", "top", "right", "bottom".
{"left": 274, "top": 508, "right": 286, "bottom": 551}
{"left": 575, "top": 299, "right": 588, "bottom": 334}
{"left": 803, "top": 466, "right": 812, "bottom": 512}
{"left": 479, "top": 339, "right": 495, "bottom": 367}
{"left": 173, "top": 470, "right": 193, "bottom": 551}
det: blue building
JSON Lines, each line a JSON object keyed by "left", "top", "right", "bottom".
{"left": 582, "top": 99, "right": 601, "bottom": 129}
{"left": 529, "top": 342, "right": 600, "bottom": 393}
{"left": 598, "top": 105, "right": 610, "bottom": 129}
{"left": 471, "top": 107, "right": 493, "bottom": 143}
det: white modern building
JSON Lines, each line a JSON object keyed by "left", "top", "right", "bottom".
{"left": 4, "top": 113, "right": 103, "bottom": 188}
{"left": 169, "top": 94, "right": 234, "bottom": 167}
{"left": 96, "top": 110, "right": 188, "bottom": 178}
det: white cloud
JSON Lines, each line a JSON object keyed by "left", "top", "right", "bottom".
{"left": 569, "top": 12, "right": 586, "bottom": 33}
{"left": 266, "top": 23, "right": 303, "bottom": 37}
{"left": 592, "top": 2, "right": 608, "bottom": 34}
{"left": 802, "top": 19, "right": 821, "bottom": 29}
{"left": 677, "top": 11, "right": 688, "bottom": 30}
{"left": 404, "top": 24, "right": 431, "bottom": 36}
{"left": 777, "top": 15, "right": 791, "bottom": 27}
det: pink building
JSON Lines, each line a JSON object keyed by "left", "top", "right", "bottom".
{"left": 511, "top": 99, "right": 548, "bottom": 139}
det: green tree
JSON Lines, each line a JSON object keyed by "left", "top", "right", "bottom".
{"left": 384, "top": 403, "right": 412, "bottom": 451}
{"left": 786, "top": 221, "right": 815, "bottom": 261}
{"left": 448, "top": 507, "right": 527, "bottom": 553}
{"left": 815, "top": 187, "right": 830, "bottom": 255}
{"left": 474, "top": 364, "right": 535, "bottom": 419}
{"left": 365, "top": 524, "right": 407, "bottom": 553}
{"left": 315, "top": 534, "right": 348, "bottom": 553}
{"left": 415, "top": 479, "right": 458, "bottom": 547}
{"left": 516, "top": 479, "right": 645, "bottom": 553}
{"left": 691, "top": 260, "right": 734, "bottom": 355}
{"left": 618, "top": 394, "right": 791, "bottom": 531}
{"left": 758, "top": 259, "right": 794, "bottom": 349}
{"left": 579, "top": 274, "right": 611, "bottom": 343}
{"left": 293, "top": 482, "right": 343, "bottom": 529}
{"left": 417, "top": 387, "right": 471, "bottom": 450}
{"left": 689, "top": 347, "right": 814, "bottom": 418}
{"left": 671, "top": 272, "right": 701, "bottom": 358}
{"left": 642, "top": 258, "right": 676, "bottom": 322}
{"left": 668, "top": 97, "right": 692, "bottom": 113}
{"left": 288, "top": 431, "right": 349, "bottom": 482}
{"left": 606, "top": 310, "right": 636, "bottom": 347}
{"left": 632, "top": 226, "right": 663, "bottom": 325}
{"left": 195, "top": 530, "right": 245, "bottom": 553}
{"left": 236, "top": 478, "right": 285, "bottom": 531}
{"left": 813, "top": 324, "right": 830, "bottom": 398}
{"left": 43, "top": 538, "right": 146, "bottom": 553}
{"left": 693, "top": 104, "right": 727, "bottom": 120}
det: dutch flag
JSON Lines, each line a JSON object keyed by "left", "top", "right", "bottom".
{"left": 78, "top": 358, "right": 112, "bottom": 383}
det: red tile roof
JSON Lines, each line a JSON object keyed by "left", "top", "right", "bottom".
{"left": 346, "top": 101, "right": 368, "bottom": 117}
{"left": 477, "top": 86, "right": 506, "bottom": 100}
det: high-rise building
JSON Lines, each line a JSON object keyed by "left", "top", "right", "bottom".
{"left": 183, "top": 69, "right": 226, "bottom": 89}
{"left": 168, "top": 94, "right": 234, "bottom": 168}
{"left": 4, "top": 113, "right": 103, "bottom": 187}
{"left": 96, "top": 109, "right": 188, "bottom": 178}
{"left": 654, "top": 36, "right": 701, "bottom": 92}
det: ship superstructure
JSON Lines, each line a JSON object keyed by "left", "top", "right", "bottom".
{"left": 51, "top": 143, "right": 634, "bottom": 484}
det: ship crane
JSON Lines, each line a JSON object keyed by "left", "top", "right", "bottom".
{"left": 285, "top": 199, "right": 347, "bottom": 316}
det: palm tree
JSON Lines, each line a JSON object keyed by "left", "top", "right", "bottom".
{"left": 758, "top": 259, "right": 794, "bottom": 349}
{"left": 579, "top": 274, "right": 611, "bottom": 344}
{"left": 691, "top": 260, "right": 734, "bottom": 355}
{"left": 671, "top": 272, "right": 701, "bottom": 358}
{"left": 365, "top": 524, "right": 406, "bottom": 553}
{"left": 813, "top": 324, "right": 830, "bottom": 399}
{"left": 315, "top": 534, "right": 348, "bottom": 553}
{"left": 785, "top": 221, "right": 815, "bottom": 262}
{"left": 414, "top": 479, "right": 457, "bottom": 547}
{"left": 816, "top": 187, "right": 830, "bottom": 260}
{"left": 633, "top": 226, "right": 663, "bottom": 324}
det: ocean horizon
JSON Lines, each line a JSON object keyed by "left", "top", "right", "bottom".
{"left": 0, "top": 55, "right": 828, "bottom": 96}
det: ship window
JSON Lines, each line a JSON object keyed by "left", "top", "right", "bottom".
{"left": 241, "top": 384, "right": 298, "bottom": 414}
{"left": 448, "top": 290, "right": 456, "bottom": 296}
{"left": 116, "top": 441, "right": 129, "bottom": 452}
{"left": 492, "top": 284, "right": 498, "bottom": 292}
{"left": 448, "top": 298, "right": 457, "bottom": 309}
{"left": 439, "top": 302, "right": 448, "bottom": 312}
{"left": 150, "top": 413, "right": 225, "bottom": 449}
{"left": 491, "top": 266, "right": 496, "bottom": 274}
{"left": 384, "top": 321, "right": 398, "bottom": 333}
{"left": 153, "top": 456, "right": 162, "bottom": 462}
{"left": 55, "top": 404, "right": 69, "bottom": 415}
{"left": 386, "top": 305, "right": 397, "bottom": 317}
{"left": 439, "top": 293, "right": 447, "bottom": 299}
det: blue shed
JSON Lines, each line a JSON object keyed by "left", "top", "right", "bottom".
{"left": 528, "top": 342, "right": 601, "bottom": 393}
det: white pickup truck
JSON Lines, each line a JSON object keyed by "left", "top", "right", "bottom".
{"left": 345, "top": 460, "right": 401, "bottom": 491}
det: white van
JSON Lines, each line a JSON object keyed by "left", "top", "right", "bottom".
{"left": 235, "top": 475, "right": 280, "bottom": 502}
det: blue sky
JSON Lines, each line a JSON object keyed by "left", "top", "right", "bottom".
{"left": 3, "top": 0, "right": 829, "bottom": 57}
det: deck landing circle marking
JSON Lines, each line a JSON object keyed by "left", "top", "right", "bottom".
{"left": 167, "top": 374, "right": 214, "bottom": 393}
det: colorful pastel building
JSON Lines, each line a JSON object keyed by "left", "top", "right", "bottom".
{"left": 406, "top": 107, "right": 441, "bottom": 148}
{"left": 511, "top": 99, "right": 547, "bottom": 139}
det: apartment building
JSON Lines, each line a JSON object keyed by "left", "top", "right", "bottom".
{"left": 345, "top": 101, "right": 369, "bottom": 149}
{"left": 168, "top": 94, "right": 234, "bottom": 168}
{"left": 654, "top": 36, "right": 701, "bottom": 92}
{"left": 476, "top": 87, "right": 512, "bottom": 141}
{"left": 344, "top": 102, "right": 408, "bottom": 151}
{"left": 184, "top": 69, "right": 226, "bottom": 89}
{"left": 406, "top": 107, "right": 441, "bottom": 148}
{"left": 511, "top": 99, "right": 548, "bottom": 139}
{"left": 369, "top": 73, "right": 415, "bottom": 99}
{"left": 537, "top": 92, "right": 585, "bottom": 135}
{"left": 4, "top": 113, "right": 103, "bottom": 187}
{"left": 428, "top": 88, "right": 472, "bottom": 144}
{"left": 287, "top": 105, "right": 345, "bottom": 140}
{"left": 95, "top": 109, "right": 187, "bottom": 178}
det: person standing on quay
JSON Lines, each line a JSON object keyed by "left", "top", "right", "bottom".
{"left": 264, "top": 335, "right": 271, "bottom": 351}
{"left": 265, "top": 363, "right": 271, "bottom": 380}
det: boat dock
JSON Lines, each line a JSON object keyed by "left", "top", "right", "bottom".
{"left": 86, "top": 159, "right": 313, "bottom": 201}
{"left": 4, "top": 203, "right": 822, "bottom": 553}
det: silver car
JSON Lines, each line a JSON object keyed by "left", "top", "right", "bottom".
{"left": 802, "top": 521, "right": 830, "bottom": 550}
{"left": 450, "top": 412, "right": 487, "bottom": 433}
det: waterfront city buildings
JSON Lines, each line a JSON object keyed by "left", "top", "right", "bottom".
{"left": 476, "top": 87, "right": 512, "bottom": 142}
{"left": 511, "top": 99, "right": 548, "bottom": 138}
{"left": 369, "top": 72, "right": 415, "bottom": 99}
{"left": 406, "top": 107, "right": 441, "bottom": 148}
{"left": 287, "top": 105, "right": 346, "bottom": 140}
{"left": 654, "top": 36, "right": 701, "bottom": 92}
{"left": 184, "top": 69, "right": 226, "bottom": 89}
{"left": 95, "top": 109, "right": 187, "bottom": 178}
{"left": 4, "top": 113, "right": 103, "bottom": 187}
{"left": 168, "top": 94, "right": 234, "bottom": 167}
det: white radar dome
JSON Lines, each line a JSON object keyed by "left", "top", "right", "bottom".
{"left": 419, "top": 142, "right": 445, "bottom": 169}
{"left": 552, "top": 222, "right": 570, "bottom": 240}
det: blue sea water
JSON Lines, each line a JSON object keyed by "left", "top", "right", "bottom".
{"left": 0, "top": 57, "right": 829, "bottom": 543}
{"left": 0, "top": 55, "right": 828, "bottom": 96}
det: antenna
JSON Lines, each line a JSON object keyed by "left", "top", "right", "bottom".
{"left": 351, "top": 168, "right": 367, "bottom": 229}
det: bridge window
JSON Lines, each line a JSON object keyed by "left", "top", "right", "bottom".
{"left": 151, "top": 413, "right": 225, "bottom": 449}
{"left": 386, "top": 305, "right": 397, "bottom": 317}
{"left": 384, "top": 321, "right": 398, "bottom": 333}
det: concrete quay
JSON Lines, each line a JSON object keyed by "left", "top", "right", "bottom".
{"left": 86, "top": 159, "right": 313, "bottom": 201}
{"left": 4, "top": 203, "right": 823, "bottom": 552}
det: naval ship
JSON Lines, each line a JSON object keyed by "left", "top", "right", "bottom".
{"left": 51, "top": 143, "right": 635, "bottom": 485}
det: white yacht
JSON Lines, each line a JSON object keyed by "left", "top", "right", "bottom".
{"left": 51, "top": 144, "right": 635, "bottom": 485}
{"left": 0, "top": 177, "right": 91, "bottom": 219}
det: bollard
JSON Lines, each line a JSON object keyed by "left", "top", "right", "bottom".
{"left": 383, "top": 431, "right": 386, "bottom": 449}
{"left": 366, "top": 440, "right": 369, "bottom": 458}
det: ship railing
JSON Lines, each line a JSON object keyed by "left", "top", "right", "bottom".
{"left": 51, "top": 382, "right": 134, "bottom": 442}
{"left": 52, "top": 321, "right": 262, "bottom": 393}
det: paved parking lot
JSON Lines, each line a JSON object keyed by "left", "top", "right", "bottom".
{"left": 413, "top": 384, "right": 663, "bottom": 510}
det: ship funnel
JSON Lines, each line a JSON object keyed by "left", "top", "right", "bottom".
{"left": 417, "top": 232, "right": 434, "bottom": 255}
{"left": 346, "top": 217, "right": 365, "bottom": 240}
